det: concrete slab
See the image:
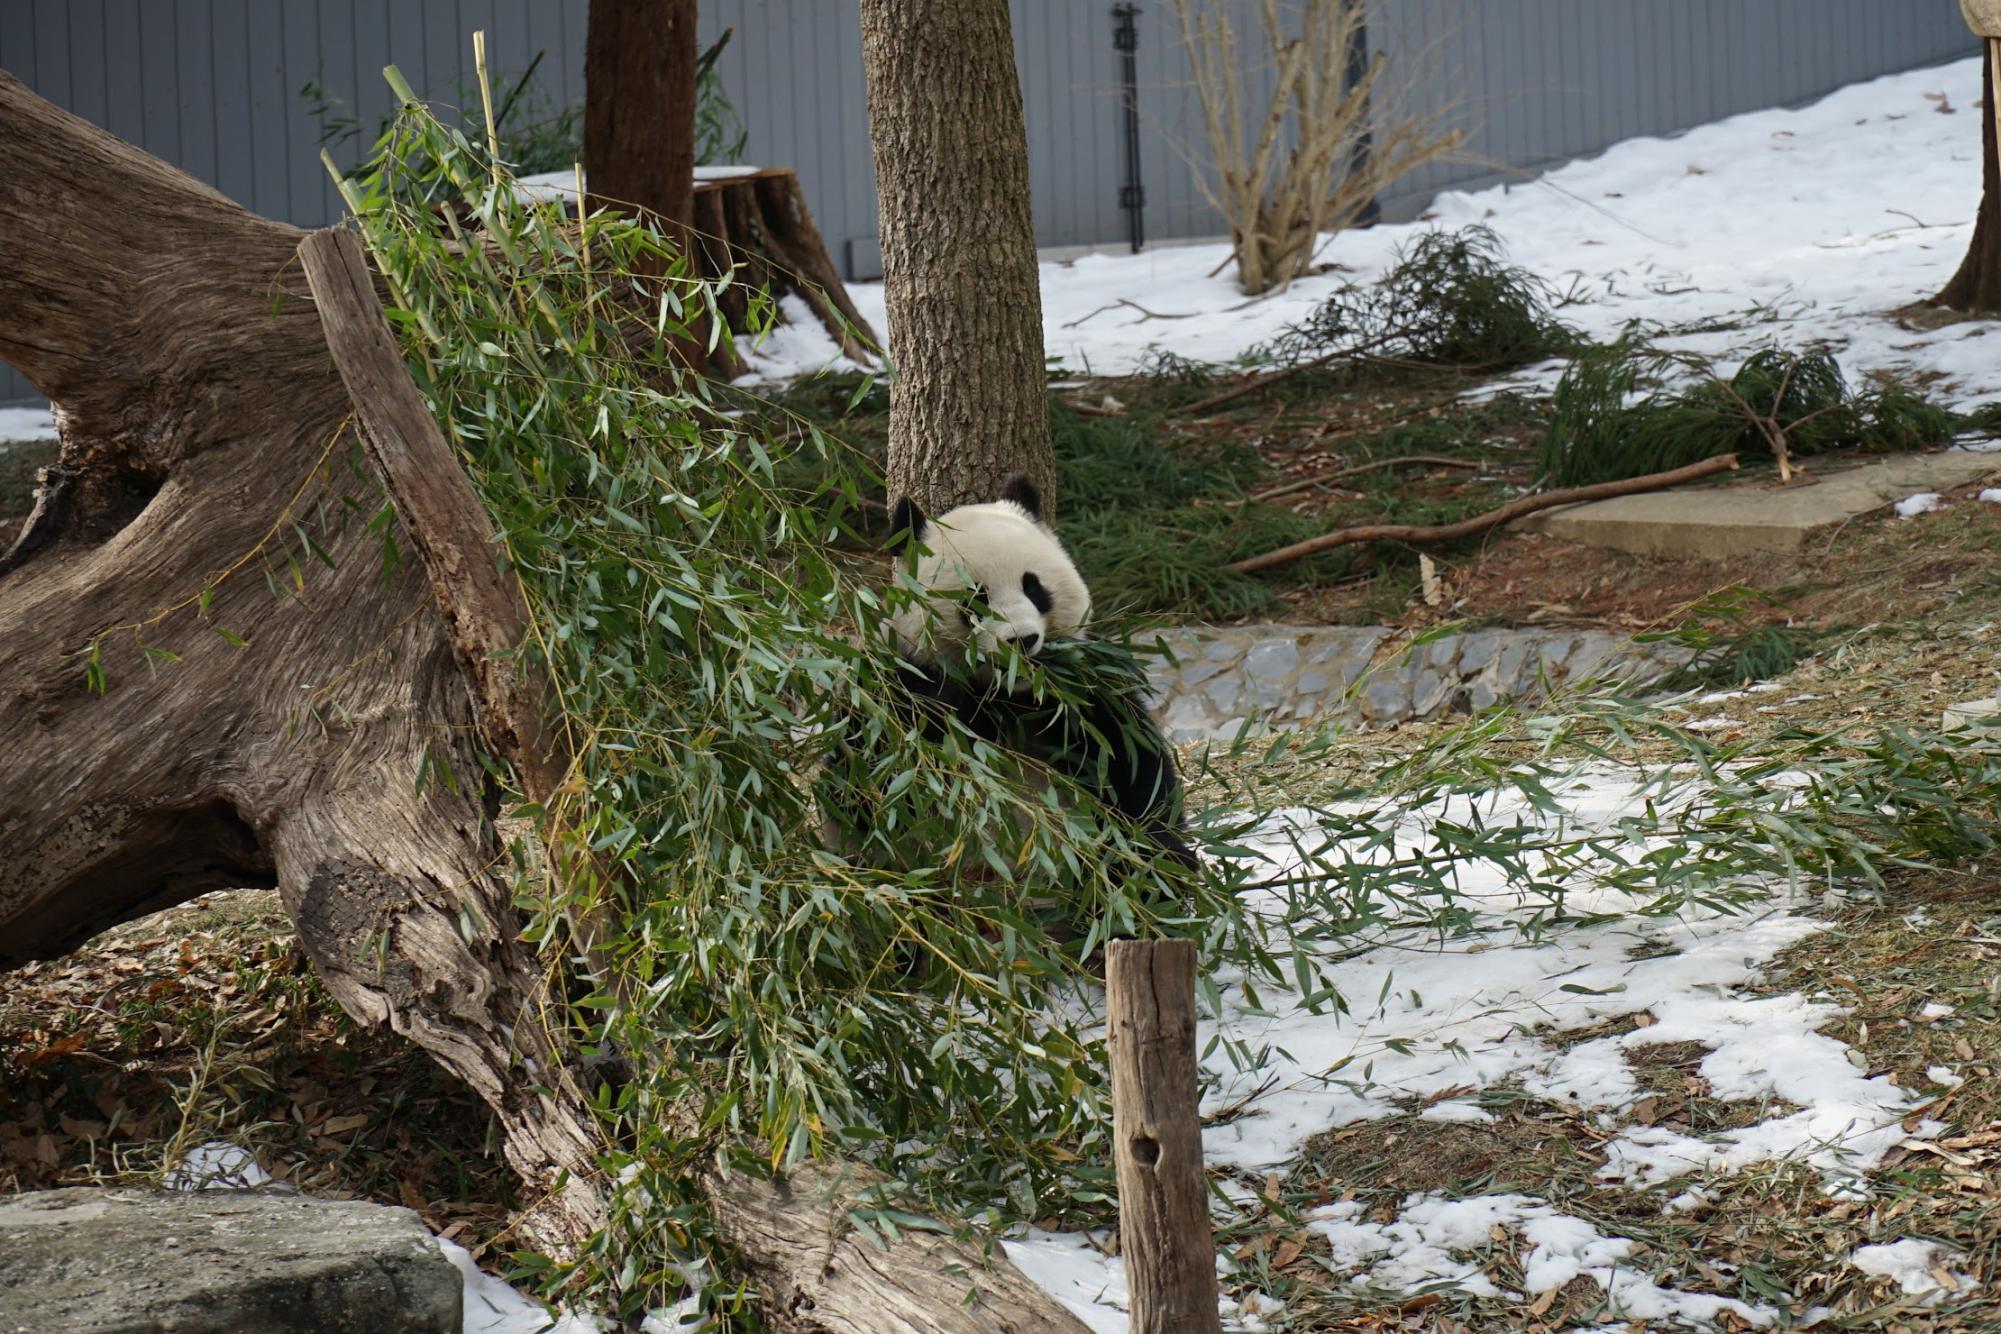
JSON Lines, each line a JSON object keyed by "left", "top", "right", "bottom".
{"left": 1521, "top": 450, "right": 2001, "bottom": 559}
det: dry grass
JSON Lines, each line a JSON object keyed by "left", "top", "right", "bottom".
{"left": 0, "top": 890, "right": 514, "bottom": 1255}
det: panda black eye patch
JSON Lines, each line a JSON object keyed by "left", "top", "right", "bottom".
{"left": 1021, "top": 572, "right": 1052, "bottom": 614}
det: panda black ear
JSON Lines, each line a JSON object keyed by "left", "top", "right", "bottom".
{"left": 887, "top": 495, "right": 926, "bottom": 551}
{"left": 999, "top": 475, "right": 1042, "bottom": 521}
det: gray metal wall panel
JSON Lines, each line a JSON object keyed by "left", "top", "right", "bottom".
{"left": 0, "top": 0, "right": 1981, "bottom": 404}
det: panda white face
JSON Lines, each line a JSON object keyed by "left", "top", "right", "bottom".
{"left": 888, "top": 478, "right": 1092, "bottom": 665}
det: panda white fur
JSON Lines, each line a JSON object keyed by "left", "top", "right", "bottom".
{"left": 887, "top": 476, "right": 1092, "bottom": 669}
{"left": 835, "top": 475, "right": 1196, "bottom": 871}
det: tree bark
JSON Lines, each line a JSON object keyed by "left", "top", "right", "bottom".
{"left": 585, "top": 0, "right": 698, "bottom": 251}
{"left": 0, "top": 70, "right": 1087, "bottom": 1330}
{"left": 1936, "top": 41, "right": 2001, "bottom": 313}
{"left": 0, "top": 69, "right": 605, "bottom": 1250}
{"left": 583, "top": 0, "right": 743, "bottom": 378}
{"left": 859, "top": 0, "right": 1057, "bottom": 516}
{"left": 705, "top": 1161, "right": 1089, "bottom": 1333}
{"left": 1105, "top": 941, "right": 1222, "bottom": 1334}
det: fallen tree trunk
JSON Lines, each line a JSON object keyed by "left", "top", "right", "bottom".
{"left": 0, "top": 65, "right": 606, "bottom": 1251}
{"left": 0, "top": 71, "right": 1083, "bottom": 1329}
{"left": 1224, "top": 453, "right": 1741, "bottom": 575}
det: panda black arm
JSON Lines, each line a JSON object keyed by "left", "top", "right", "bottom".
{"left": 1034, "top": 689, "right": 1199, "bottom": 870}
{"left": 893, "top": 658, "right": 981, "bottom": 743}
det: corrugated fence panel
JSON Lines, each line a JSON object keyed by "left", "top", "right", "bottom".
{"left": 1371, "top": 0, "right": 1973, "bottom": 219}
{"left": 0, "top": 0, "right": 1982, "bottom": 402}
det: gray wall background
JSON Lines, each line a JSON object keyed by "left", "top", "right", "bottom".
{"left": 0, "top": 1, "right": 1977, "bottom": 405}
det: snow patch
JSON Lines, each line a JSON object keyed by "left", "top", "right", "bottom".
{"left": 439, "top": 1238, "right": 611, "bottom": 1334}
{"left": 1001, "top": 1231, "right": 1130, "bottom": 1333}
{"left": 1894, "top": 492, "right": 1945, "bottom": 518}
{"left": 734, "top": 294, "right": 867, "bottom": 384}
{"left": 742, "top": 56, "right": 2001, "bottom": 422}
{"left": 1306, "top": 1194, "right": 1776, "bottom": 1325}
{"left": 164, "top": 1141, "right": 275, "bottom": 1191}
{"left": 1851, "top": 1239, "right": 1977, "bottom": 1303}
{"left": 0, "top": 406, "right": 56, "bottom": 443}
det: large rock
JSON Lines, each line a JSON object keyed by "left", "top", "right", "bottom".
{"left": 0, "top": 1188, "right": 462, "bottom": 1333}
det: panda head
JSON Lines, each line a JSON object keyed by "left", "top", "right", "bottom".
{"left": 887, "top": 476, "right": 1092, "bottom": 665}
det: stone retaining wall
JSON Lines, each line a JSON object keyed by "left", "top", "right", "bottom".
{"left": 1145, "top": 625, "right": 1692, "bottom": 742}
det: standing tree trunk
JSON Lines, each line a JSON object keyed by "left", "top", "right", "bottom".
{"left": 1937, "top": 40, "right": 2001, "bottom": 312}
{"left": 585, "top": 0, "right": 699, "bottom": 246}
{"left": 583, "top": 0, "right": 744, "bottom": 377}
{"left": 859, "top": 0, "right": 1056, "bottom": 516}
{"left": 1105, "top": 941, "right": 1222, "bottom": 1334}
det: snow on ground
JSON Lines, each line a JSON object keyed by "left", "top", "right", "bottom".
{"left": 164, "top": 1140, "right": 277, "bottom": 1190}
{"left": 1896, "top": 490, "right": 1947, "bottom": 517}
{"left": 741, "top": 57, "right": 2000, "bottom": 417}
{"left": 1196, "top": 775, "right": 1923, "bottom": 1192}
{"left": 1003, "top": 1231, "right": 1132, "bottom": 1334}
{"left": 1850, "top": 1239, "right": 1976, "bottom": 1304}
{"left": 441, "top": 1237, "right": 614, "bottom": 1334}
{"left": 992, "top": 767, "right": 1936, "bottom": 1329}
{"left": 1307, "top": 1194, "right": 1775, "bottom": 1326}
{"left": 0, "top": 405, "right": 57, "bottom": 446}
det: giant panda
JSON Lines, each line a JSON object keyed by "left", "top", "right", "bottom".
{"left": 824, "top": 474, "right": 1196, "bottom": 874}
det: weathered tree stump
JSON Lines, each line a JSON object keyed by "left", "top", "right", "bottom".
{"left": 687, "top": 168, "right": 880, "bottom": 367}
{"left": 0, "top": 70, "right": 1085, "bottom": 1330}
{"left": 1106, "top": 939, "right": 1222, "bottom": 1334}
{"left": 521, "top": 164, "right": 879, "bottom": 379}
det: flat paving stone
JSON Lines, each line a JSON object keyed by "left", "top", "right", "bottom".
{"left": 1522, "top": 450, "right": 2001, "bottom": 558}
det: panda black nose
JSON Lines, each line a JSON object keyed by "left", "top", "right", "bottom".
{"left": 1020, "top": 633, "right": 1042, "bottom": 654}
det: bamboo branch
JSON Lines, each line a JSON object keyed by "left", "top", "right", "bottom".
{"left": 1224, "top": 453, "right": 1741, "bottom": 575}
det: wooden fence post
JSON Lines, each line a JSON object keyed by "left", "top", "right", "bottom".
{"left": 1106, "top": 938, "right": 1223, "bottom": 1334}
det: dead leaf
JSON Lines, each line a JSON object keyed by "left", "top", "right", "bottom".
{"left": 26, "top": 1033, "right": 86, "bottom": 1066}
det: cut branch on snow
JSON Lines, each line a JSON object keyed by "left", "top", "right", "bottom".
{"left": 1224, "top": 453, "right": 1740, "bottom": 575}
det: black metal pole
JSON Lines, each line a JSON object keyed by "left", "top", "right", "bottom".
{"left": 1345, "top": 2, "right": 1380, "bottom": 227}
{"left": 1113, "top": 4, "right": 1145, "bottom": 253}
